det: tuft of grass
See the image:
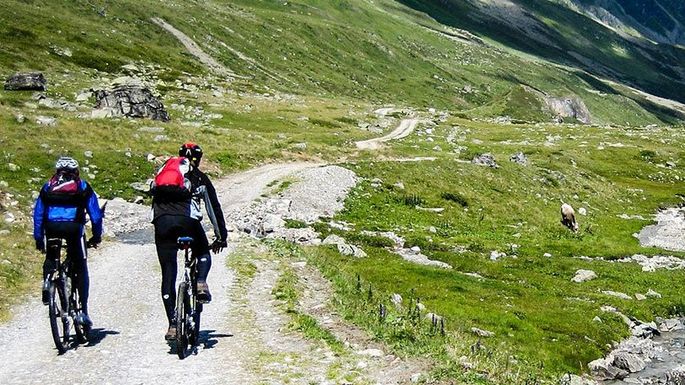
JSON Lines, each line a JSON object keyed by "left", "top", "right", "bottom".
{"left": 441, "top": 192, "right": 469, "bottom": 207}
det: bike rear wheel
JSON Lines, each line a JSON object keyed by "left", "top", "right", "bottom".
{"left": 189, "top": 302, "right": 202, "bottom": 347}
{"left": 48, "top": 280, "right": 70, "bottom": 354}
{"left": 175, "top": 282, "right": 190, "bottom": 359}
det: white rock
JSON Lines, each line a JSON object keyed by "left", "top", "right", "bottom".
{"left": 572, "top": 269, "right": 597, "bottom": 283}
{"left": 84, "top": 150, "right": 93, "bottom": 158}
{"left": 391, "top": 293, "right": 402, "bottom": 306}
{"left": 146, "top": 154, "right": 156, "bottom": 162}
{"left": 592, "top": 316, "right": 602, "bottom": 323}
{"left": 7, "top": 163, "right": 18, "bottom": 172}
{"left": 578, "top": 207, "right": 587, "bottom": 216}
{"left": 635, "top": 293, "right": 647, "bottom": 301}
{"left": 471, "top": 327, "right": 494, "bottom": 337}
{"left": 602, "top": 290, "right": 632, "bottom": 300}
{"left": 646, "top": 289, "right": 662, "bottom": 298}
{"left": 36, "top": 116, "right": 57, "bottom": 126}
{"left": 544, "top": 252, "right": 552, "bottom": 257}
{"left": 613, "top": 351, "right": 646, "bottom": 373}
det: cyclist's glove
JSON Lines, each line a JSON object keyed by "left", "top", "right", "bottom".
{"left": 211, "top": 239, "right": 227, "bottom": 254}
{"left": 86, "top": 236, "right": 102, "bottom": 249}
{"left": 35, "top": 239, "right": 45, "bottom": 252}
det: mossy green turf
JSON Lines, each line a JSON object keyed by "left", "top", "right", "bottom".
{"left": 311, "top": 117, "right": 685, "bottom": 376}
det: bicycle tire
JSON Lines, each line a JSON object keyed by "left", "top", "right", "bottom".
{"left": 175, "top": 282, "right": 189, "bottom": 359}
{"left": 190, "top": 302, "right": 202, "bottom": 346}
{"left": 48, "top": 281, "right": 70, "bottom": 354}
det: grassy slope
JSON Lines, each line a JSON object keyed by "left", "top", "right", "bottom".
{"left": 0, "top": 0, "right": 684, "bottom": 381}
{"left": 313, "top": 116, "right": 685, "bottom": 377}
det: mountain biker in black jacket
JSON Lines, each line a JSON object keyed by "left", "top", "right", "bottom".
{"left": 151, "top": 142, "right": 228, "bottom": 340}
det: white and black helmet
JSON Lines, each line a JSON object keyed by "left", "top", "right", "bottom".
{"left": 55, "top": 156, "right": 79, "bottom": 171}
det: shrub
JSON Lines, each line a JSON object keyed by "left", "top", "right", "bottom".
{"left": 441, "top": 192, "right": 468, "bottom": 207}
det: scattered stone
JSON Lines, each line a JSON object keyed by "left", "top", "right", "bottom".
{"left": 36, "top": 116, "right": 57, "bottom": 126}
{"left": 292, "top": 142, "right": 307, "bottom": 150}
{"left": 625, "top": 254, "right": 685, "bottom": 272}
{"left": 646, "top": 289, "right": 662, "bottom": 298}
{"left": 659, "top": 318, "right": 683, "bottom": 332}
{"left": 613, "top": 351, "right": 646, "bottom": 373}
{"left": 578, "top": 207, "right": 587, "bottom": 216}
{"left": 593, "top": 316, "right": 602, "bottom": 323}
{"left": 666, "top": 365, "right": 685, "bottom": 383}
{"left": 14, "top": 114, "right": 25, "bottom": 123}
{"left": 4, "top": 72, "right": 47, "bottom": 91}
{"left": 393, "top": 181, "right": 405, "bottom": 190}
{"left": 559, "top": 374, "right": 599, "bottom": 385}
{"left": 602, "top": 290, "right": 632, "bottom": 300}
{"left": 472, "top": 153, "right": 498, "bottom": 168}
{"left": 129, "top": 181, "right": 151, "bottom": 193}
{"left": 509, "top": 152, "right": 528, "bottom": 166}
{"left": 544, "top": 252, "right": 552, "bottom": 257}
{"left": 7, "top": 163, "right": 18, "bottom": 172}
{"left": 76, "top": 90, "right": 92, "bottom": 102}
{"left": 571, "top": 269, "right": 597, "bottom": 283}
{"left": 356, "top": 348, "right": 384, "bottom": 357}
{"left": 4, "top": 213, "right": 15, "bottom": 223}
{"left": 635, "top": 293, "right": 647, "bottom": 301}
{"left": 391, "top": 293, "right": 402, "bottom": 306}
{"left": 93, "top": 85, "right": 169, "bottom": 121}
{"left": 84, "top": 151, "right": 93, "bottom": 158}
{"left": 153, "top": 135, "right": 168, "bottom": 142}
{"left": 471, "top": 327, "right": 494, "bottom": 337}
{"left": 394, "top": 247, "right": 451, "bottom": 268}
{"left": 588, "top": 357, "right": 629, "bottom": 380}
{"left": 490, "top": 250, "right": 507, "bottom": 261}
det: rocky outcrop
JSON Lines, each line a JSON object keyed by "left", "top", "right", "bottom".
{"left": 4, "top": 72, "right": 47, "bottom": 91}
{"left": 544, "top": 96, "right": 591, "bottom": 124}
{"left": 571, "top": 269, "right": 597, "bottom": 283}
{"left": 472, "top": 153, "right": 498, "bottom": 168}
{"left": 93, "top": 85, "right": 169, "bottom": 121}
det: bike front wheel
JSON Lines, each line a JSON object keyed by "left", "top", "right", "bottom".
{"left": 48, "top": 280, "right": 71, "bottom": 354}
{"left": 175, "top": 282, "right": 190, "bottom": 359}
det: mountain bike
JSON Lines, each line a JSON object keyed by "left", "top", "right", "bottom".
{"left": 175, "top": 236, "right": 202, "bottom": 359}
{"left": 45, "top": 237, "right": 90, "bottom": 354}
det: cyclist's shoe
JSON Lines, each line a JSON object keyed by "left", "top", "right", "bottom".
{"left": 165, "top": 325, "right": 177, "bottom": 341}
{"left": 76, "top": 313, "right": 93, "bottom": 328}
{"left": 41, "top": 280, "right": 50, "bottom": 305}
{"left": 197, "top": 281, "right": 212, "bottom": 304}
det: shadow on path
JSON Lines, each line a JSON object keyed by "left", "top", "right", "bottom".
{"left": 86, "top": 328, "right": 120, "bottom": 347}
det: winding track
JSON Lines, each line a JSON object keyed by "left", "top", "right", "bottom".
{"left": 355, "top": 118, "right": 419, "bottom": 150}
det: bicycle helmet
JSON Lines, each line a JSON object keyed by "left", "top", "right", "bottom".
{"left": 178, "top": 142, "right": 203, "bottom": 167}
{"left": 55, "top": 156, "right": 79, "bottom": 171}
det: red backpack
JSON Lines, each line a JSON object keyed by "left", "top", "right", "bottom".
{"left": 153, "top": 156, "right": 192, "bottom": 197}
{"left": 47, "top": 170, "right": 82, "bottom": 196}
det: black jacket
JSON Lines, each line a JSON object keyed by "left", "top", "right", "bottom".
{"left": 152, "top": 167, "right": 227, "bottom": 242}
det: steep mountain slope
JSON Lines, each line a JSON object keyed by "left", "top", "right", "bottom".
{"left": 397, "top": 0, "right": 685, "bottom": 107}
{"left": 0, "top": 0, "right": 682, "bottom": 124}
{"left": 560, "top": 0, "right": 685, "bottom": 45}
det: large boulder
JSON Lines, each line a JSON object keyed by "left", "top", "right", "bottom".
{"left": 93, "top": 85, "right": 169, "bottom": 121}
{"left": 4, "top": 72, "right": 47, "bottom": 91}
{"left": 545, "top": 96, "right": 591, "bottom": 124}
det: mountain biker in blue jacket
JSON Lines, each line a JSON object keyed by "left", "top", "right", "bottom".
{"left": 33, "top": 156, "right": 104, "bottom": 327}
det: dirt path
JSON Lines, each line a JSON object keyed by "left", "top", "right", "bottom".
{"left": 151, "top": 17, "right": 244, "bottom": 79}
{"left": 0, "top": 163, "right": 316, "bottom": 384}
{"left": 356, "top": 118, "right": 419, "bottom": 150}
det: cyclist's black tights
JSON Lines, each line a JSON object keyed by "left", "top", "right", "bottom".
{"left": 43, "top": 221, "right": 90, "bottom": 314}
{"left": 153, "top": 215, "right": 211, "bottom": 325}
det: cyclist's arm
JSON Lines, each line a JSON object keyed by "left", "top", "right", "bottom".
{"left": 84, "top": 183, "right": 103, "bottom": 239}
{"left": 32, "top": 189, "right": 46, "bottom": 241}
{"left": 200, "top": 173, "right": 227, "bottom": 242}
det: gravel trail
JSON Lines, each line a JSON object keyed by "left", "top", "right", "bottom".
{"left": 355, "top": 118, "right": 419, "bottom": 150}
{"left": 151, "top": 17, "right": 244, "bottom": 79}
{"left": 0, "top": 162, "right": 317, "bottom": 384}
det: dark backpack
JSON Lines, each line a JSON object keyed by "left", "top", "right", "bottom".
{"left": 45, "top": 170, "right": 82, "bottom": 200}
{"left": 152, "top": 156, "right": 192, "bottom": 198}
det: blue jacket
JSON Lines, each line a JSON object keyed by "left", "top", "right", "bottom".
{"left": 33, "top": 180, "right": 103, "bottom": 241}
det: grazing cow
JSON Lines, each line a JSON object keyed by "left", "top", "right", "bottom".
{"left": 561, "top": 203, "right": 579, "bottom": 232}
